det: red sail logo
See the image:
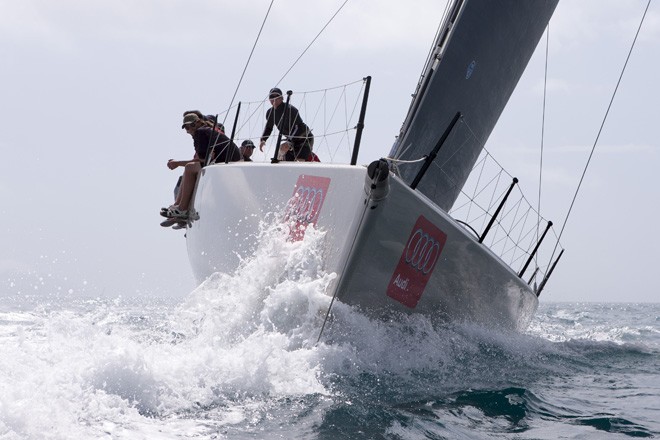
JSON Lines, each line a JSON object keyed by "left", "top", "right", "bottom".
{"left": 387, "top": 215, "right": 447, "bottom": 308}
{"left": 285, "top": 175, "right": 331, "bottom": 241}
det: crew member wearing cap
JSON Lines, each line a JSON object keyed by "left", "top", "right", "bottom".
{"left": 161, "top": 113, "right": 241, "bottom": 224}
{"left": 259, "top": 87, "right": 314, "bottom": 161}
{"left": 240, "top": 139, "right": 255, "bottom": 162}
{"left": 182, "top": 110, "right": 226, "bottom": 134}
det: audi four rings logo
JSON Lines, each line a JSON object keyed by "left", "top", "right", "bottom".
{"left": 387, "top": 215, "right": 446, "bottom": 308}
{"left": 288, "top": 186, "right": 324, "bottom": 224}
{"left": 404, "top": 228, "right": 441, "bottom": 274}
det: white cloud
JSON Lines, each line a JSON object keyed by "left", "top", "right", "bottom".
{"left": 319, "top": 0, "right": 451, "bottom": 52}
{"left": 549, "top": 0, "right": 654, "bottom": 52}
{"left": 0, "top": 2, "right": 73, "bottom": 51}
{"left": 550, "top": 143, "right": 657, "bottom": 154}
{"left": 532, "top": 77, "right": 571, "bottom": 95}
{"left": 0, "top": 0, "right": 451, "bottom": 54}
{"left": 638, "top": 8, "right": 660, "bottom": 43}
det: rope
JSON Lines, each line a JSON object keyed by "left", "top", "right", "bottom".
{"left": 224, "top": 78, "right": 365, "bottom": 164}
{"left": 226, "top": 78, "right": 365, "bottom": 112}
{"left": 295, "top": 78, "right": 364, "bottom": 94}
{"left": 316, "top": 160, "right": 381, "bottom": 344}
{"left": 386, "top": 156, "right": 427, "bottom": 164}
{"left": 446, "top": 144, "right": 559, "bottom": 269}
{"left": 549, "top": 0, "right": 651, "bottom": 263}
{"left": 536, "top": 25, "right": 549, "bottom": 268}
{"left": 275, "top": 0, "right": 349, "bottom": 86}
{"left": 204, "top": 2, "right": 274, "bottom": 165}
{"left": 456, "top": 120, "right": 553, "bottom": 241}
{"left": 221, "top": 0, "right": 275, "bottom": 126}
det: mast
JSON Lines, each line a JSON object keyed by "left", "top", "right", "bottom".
{"left": 393, "top": 0, "right": 464, "bottom": 149}
{"left": 390, "top": 0, "right": 559, "bottom": 212}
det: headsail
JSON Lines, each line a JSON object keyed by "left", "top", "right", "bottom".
{"left": 390, "top": 0, "right": 559, "bottom": 212}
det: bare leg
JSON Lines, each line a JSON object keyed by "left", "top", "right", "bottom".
{"left": 174, "top": 181, "right": 183, "bottom": 206}
{"left": 278, "top": 142, "right": 292, "bottom": 161}
{"left": 177, "top": 162, "right": 201, "bottom": 211}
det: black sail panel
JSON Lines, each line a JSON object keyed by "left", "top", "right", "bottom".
{"left": 392, "top": 0, "right": 559, "bottom": 212}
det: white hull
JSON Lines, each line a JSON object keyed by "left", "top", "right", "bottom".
{"left": 186, "top": 162, "right": 538, "bottom": 332}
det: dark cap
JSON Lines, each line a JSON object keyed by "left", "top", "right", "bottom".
{"left": 268, "top": 87, "right": 282, "bottom": 99}
{"left": 182, "top": 113, "right": 200, "bottom": 128}
{"left": 241, "top": 139, "right": 255, "bottom": 149}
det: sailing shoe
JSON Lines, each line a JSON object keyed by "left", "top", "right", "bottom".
{"left": 160, "top": 218, "right": 179, "bottom": 227}
{"left": 167, "top": 206, "right": 189, "bottom": 219}
{"left": 160, "top": 205, "right": 176, "bottom": 218}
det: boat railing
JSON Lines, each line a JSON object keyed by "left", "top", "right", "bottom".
{"left": 449, "top": 148, "right": 565, "bottom": 294}
{"left": 212, "top": 77, "right": 371, "bottom": 165}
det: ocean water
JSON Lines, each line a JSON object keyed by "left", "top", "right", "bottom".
{"left": 1, "top": 228, "right": 658, "bottom": 439}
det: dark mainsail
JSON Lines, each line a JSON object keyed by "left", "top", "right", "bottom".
{"left": 390, "top": 0, "right": 559, "bottom": 212}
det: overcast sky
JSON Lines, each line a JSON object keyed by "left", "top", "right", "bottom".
{"left": 1, "top": 0, "right": 658, "bottom": 303}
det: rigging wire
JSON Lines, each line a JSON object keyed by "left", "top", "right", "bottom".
{"left": 234, "top": 78, "right": 364, "bottom": 138}
{"left": 274, "top": 0, "right": 349, "bottom": 87}
{"left": 549, "top": 0, "right": 651, "bottom": 263}
{"left": 221, "top": 0, "right": 275, "bottom": 126}
{"left": 429, "top": 117, "right": 553, "bottom": 238}
{"left": 536, "top": 25, "right": 550, "bottom": 270}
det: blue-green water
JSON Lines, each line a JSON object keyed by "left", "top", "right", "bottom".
{"left": 0, "top": 292, "right": 657, "bottom": 439}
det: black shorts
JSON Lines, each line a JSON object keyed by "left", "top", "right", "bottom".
{"left": 285, "top": 132, "right": 314, "bottom": 161}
